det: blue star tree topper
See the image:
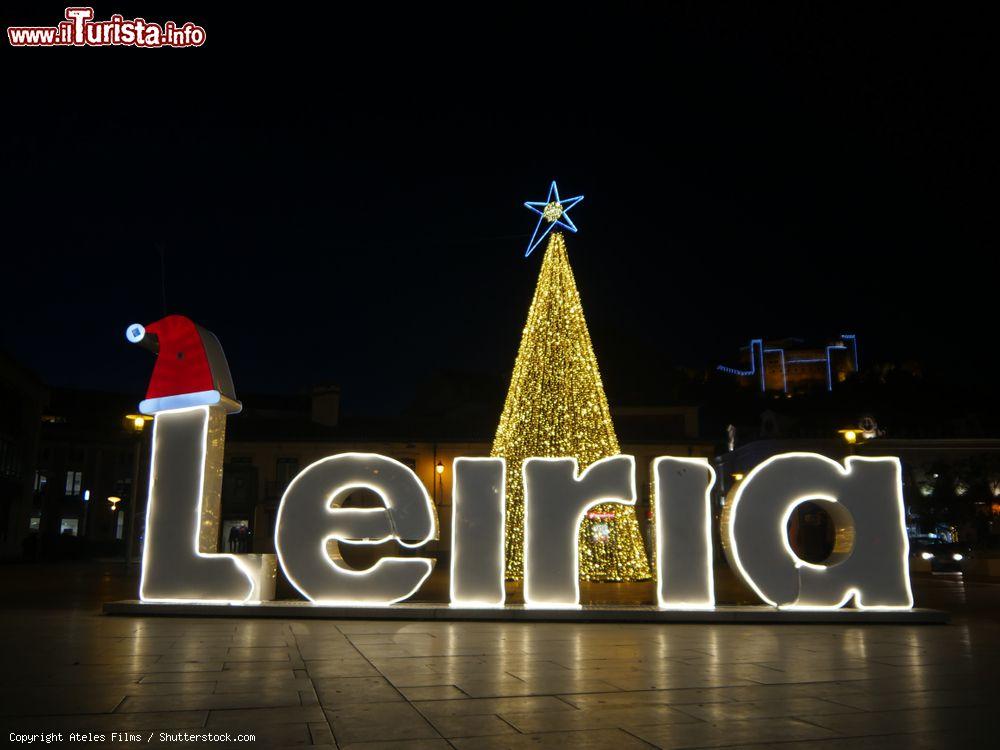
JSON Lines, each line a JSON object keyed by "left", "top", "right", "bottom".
{"left": 523, "top": 180, "right": 584, "bottom": 257}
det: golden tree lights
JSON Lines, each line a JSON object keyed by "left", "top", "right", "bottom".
{"left": 491, "top": 232, "right": 652, "bottom": 581}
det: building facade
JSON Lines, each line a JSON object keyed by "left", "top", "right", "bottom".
{"left": 220, "top": 396, "right": 712, "bottom": 565}
{"left": 24, "top": 387, "right": 711, "bottom": 567}
{"left": 221, "top": 435, "right": 714, "bottom": 564}
{"left": 0, "top": 351, "right": 46, "bottom": 560}
{"left": 28, "top": 389, "right": 150, "bottom": 559}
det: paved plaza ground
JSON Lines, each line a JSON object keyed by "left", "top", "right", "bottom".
{"left": 2, "top": 564, "right": 999, "bottom": 748}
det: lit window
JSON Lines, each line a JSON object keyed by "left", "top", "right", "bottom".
{"left": 34, "top": 471, "right": 47, "bottom": 492}
{"left": 65, "top": 470, "right": 82, "bottom": 496}
{"left": 60, "top": 518, "right": 79, "bottom": 536}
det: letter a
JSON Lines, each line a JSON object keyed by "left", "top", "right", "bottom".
{"left": 724, "top": 453, "right": 912, "bottom": 610}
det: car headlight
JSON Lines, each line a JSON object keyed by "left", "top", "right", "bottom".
{"left": 952, "top": 553, "right": 964, "bottom": 561}
{"left": 920, "top": 552, "right": 934, "bottom": 560}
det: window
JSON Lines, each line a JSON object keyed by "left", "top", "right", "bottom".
{"left": 115, "top": 512, "right": 124, "bottom": 540}
{"left": 65, "top": 470, "right": 82, "bottom": 496}
{"left": 28, "top": 514, "right": 40, "bottom": 531}
{"left": 0, "top": 438, "right": 21, "bottom": 478}
{"left": 113, "top": 478, "right": 132, "bottom": 498}
{"left": 34, "top": 471, "right": 48, "bottom": 492}
{"left": 60, "top": 518, "right": 79, "bottom": 536}
{"left": 276, "top": 457, "right": 300, "bottom": 488}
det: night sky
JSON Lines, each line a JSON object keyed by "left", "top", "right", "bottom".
{"left": 1, "top": 5, "right": 991, "bottom": 416}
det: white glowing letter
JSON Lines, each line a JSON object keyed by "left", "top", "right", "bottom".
{"left": 523, "top": 456, "right": 636, "bottom": 608}
{"left": 274, "top": 453, "right": 437, "bottom": 605}
{"left": 653, "top": 457, "right": 717, "bottom": 610}
{"left": 725, "top": 453, "right": 912, "bottom": 610}
{"left": 140, "top": 406, "right": 258, "bottom": 603}
{"left": 450, "top": 457, "right": 506, "bottom": 607}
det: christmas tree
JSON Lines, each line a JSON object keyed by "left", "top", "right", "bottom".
{"left": 491, "top": 228, "right": 651, "bottom": 582}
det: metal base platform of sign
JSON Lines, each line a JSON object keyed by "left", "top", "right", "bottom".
{"left": 103, "top": 600, "right": 948, "bottom": 624}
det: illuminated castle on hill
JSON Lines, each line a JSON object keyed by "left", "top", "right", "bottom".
{"left": 717, "top": 334, "right": 859, "bottom": 394}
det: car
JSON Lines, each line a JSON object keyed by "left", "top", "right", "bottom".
{"left": 909, "top": 536, "right": 971, "bottom": 572}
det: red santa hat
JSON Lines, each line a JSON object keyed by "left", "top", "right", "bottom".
{"left": 127, "top": 315, "right": 241, "bottom": 415}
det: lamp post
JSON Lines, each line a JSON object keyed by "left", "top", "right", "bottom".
{"left": 123, "top": 414, "right": 151, "bottom": 565}
{"left": 108, "top": 495, "right": 121, "bottom": 540}
{"left": 435, "top": 460, "right": 444, "bottom": 504}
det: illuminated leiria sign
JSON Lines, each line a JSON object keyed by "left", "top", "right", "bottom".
{"left": 129, "top": 316, "right": 913, "bottom": 612}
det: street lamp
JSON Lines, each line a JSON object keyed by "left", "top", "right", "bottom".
{"left": 840, "top": 429, "right": 858, "bottom": 445}
{"left": 434, "top": 461, "right": 445, "bottom": 505}
{"left": 122, "top": 414, "right": 151, "bottom": 566}
{"left": 108, "top": 496, "right": 121, "bottom": 511}
{"left": 126, "top": 414, "right": 152, "bottom": 432}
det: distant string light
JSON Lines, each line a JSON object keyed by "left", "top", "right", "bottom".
{"left": 717, "top": 335, "right": 858, "bottom": 392}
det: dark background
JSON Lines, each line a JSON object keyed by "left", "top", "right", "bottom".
{"left": 0, "top": 4, "right": 992, "bottom": 416}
